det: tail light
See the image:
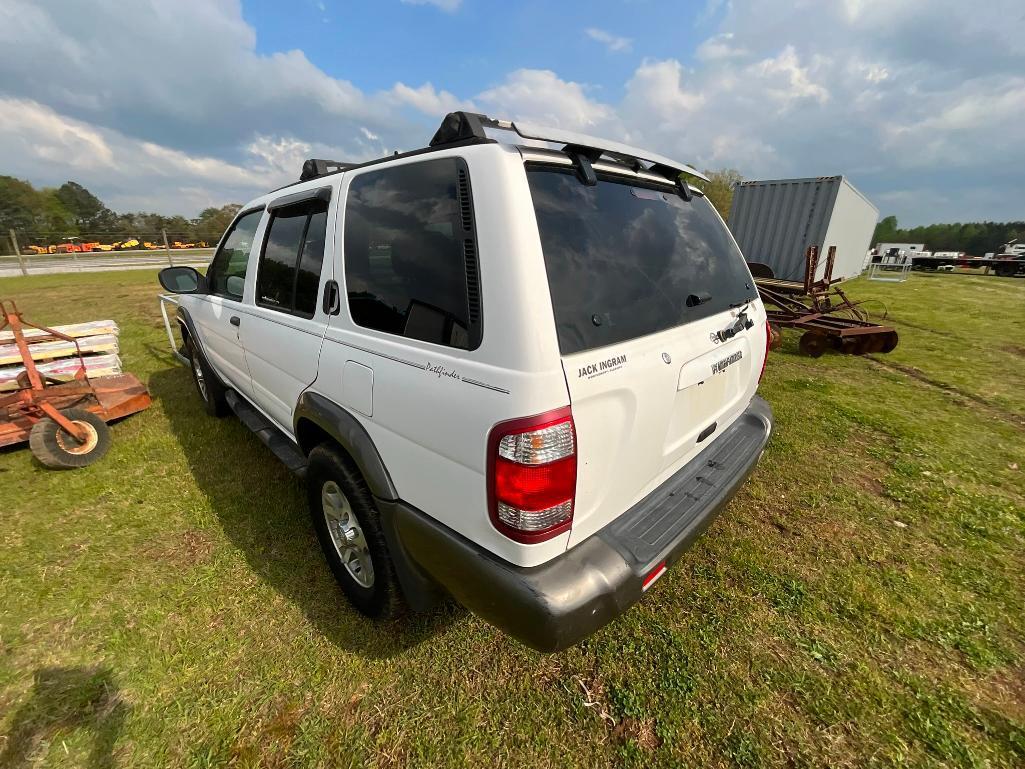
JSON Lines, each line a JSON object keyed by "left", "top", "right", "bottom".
{"left": 487, "top": 406, "right": 576, "bottom": 543}
{"left": 759, "top": 320, "right": 771, "bottom": 384}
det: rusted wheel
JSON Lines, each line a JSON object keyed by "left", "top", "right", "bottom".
{"left": 28, "top": 407, "right": 111, "bottom": 469}
{"left": 880, "top": 331, "right": 899, "bottom": 353}
{"left": 768, "top": 323, "right": 783, "bottom": 350}
{"left": 861, "top": 334, "right": 884, "bottom": 354}
{"left": 798, "top": 332, "right": 829, "bottom": 358}
{"left": 838, "top": 337, "right": 861, "bottom": 355}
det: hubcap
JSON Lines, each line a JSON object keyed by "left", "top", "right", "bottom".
{"left": 321, "top": 481, "right": 374, "bottom": 588}
{"left": 192, "top": 354, "right": 208, "bottom": 400}
{"left": 55, "top": 420, "right": 99, "bottom": 455}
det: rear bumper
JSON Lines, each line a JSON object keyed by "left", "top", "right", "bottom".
{"left": 387, "top": 395, "right": 774, "bottom": 652}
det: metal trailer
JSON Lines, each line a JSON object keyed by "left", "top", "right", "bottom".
{"left": 875, "top": 242, "right": 927, "bottom": 256}
{"left": 0, "top": 299, "right": 151, "bottom": 468}
{"left": 728, "top": 176, "right": 879, "bottom": 283}
{"left": 910, "top": 254, "right": 1025, "bottom": 277}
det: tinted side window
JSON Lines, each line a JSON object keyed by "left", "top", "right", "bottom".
{"left": 343, "top": 157, "right": 480, "bottom": 350}
{"left": 255, "top": 200, "right": 329, "bottom": 317}
{"left": 209, "top": 209, "right": 263, "bottom": 299}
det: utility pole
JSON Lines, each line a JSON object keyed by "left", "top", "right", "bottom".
{"left": 9, "top": 229, "right": 27, "bottom": 276}
{"left": 65, "top": 237, "right": 80, "bottom": 271}
{"left": 162, "top": 228, "right": 173, "bottom": 267}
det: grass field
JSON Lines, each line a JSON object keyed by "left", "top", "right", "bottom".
{"left": 1, "top": 270, "right": 1023, "bottom": 768}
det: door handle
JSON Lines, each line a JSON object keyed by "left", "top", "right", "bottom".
{"left": 229, "top": 316, "right": 241, "bottom": 327}
{"left": 323, "top": 280, "right": 341, "bottom": 315}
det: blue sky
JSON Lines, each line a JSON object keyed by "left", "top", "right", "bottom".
{"left": 244, "top": 1, "right": 710, "bottom": 99}
{"left": 1, "top": 0, "right": 1023, "bottom": 226}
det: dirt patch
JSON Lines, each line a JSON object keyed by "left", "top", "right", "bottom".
{"left": 865, "top": 357, "right": 1025, "bottom": 429}
{"left": 613, "top": 717, "right": 662, "bottom": 751}
{"left": 850, "top": 468, "right": 885, "bottom": 497}
{"left": 885, "top": 315, "right": 953, "bottom": 338}
{"left": 1001, "top": 344, "right": 1025, "bottom": 358}
{"left": 141, "top": 529, "right": 215, "bottom": 568}
{"left": 229, "top": 695, "right": 310, "bottom": 768}
{"left": 971, "top": 664, "right": 1025, "bottom": 722}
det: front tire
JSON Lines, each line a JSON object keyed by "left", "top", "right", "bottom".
{"left": 307, "top": 444, "right": 403, "bottom": 619}
{"left": 186, "top": 336, "right": 227, "bottom": 417}
{"left": 29, "top": 408, "right": 111, "bottom": 469}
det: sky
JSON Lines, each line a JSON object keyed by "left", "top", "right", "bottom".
{"left": 0, "top": 0, "right": 1023, "bottom": 226}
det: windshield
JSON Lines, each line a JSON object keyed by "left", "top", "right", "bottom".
{"left": 528, "top": 167, "right": 756, "bottom": 355}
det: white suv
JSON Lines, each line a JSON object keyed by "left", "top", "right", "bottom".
{"left": 158, "top": 112, "right": 773, "bottom": 651}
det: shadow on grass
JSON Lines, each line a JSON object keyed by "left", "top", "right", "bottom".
{"left": 148, "top": 366, "right": 464, "bottom": 660}
{"left": 0, "top": 666, "right": 125, "bottom": 769}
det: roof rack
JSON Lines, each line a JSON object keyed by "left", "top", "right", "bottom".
{"left": 430, "top": 111, "right": 709, "bottom": 185}
{"left": 295, "top": 111, "right": 707, "bottom": 189}
{"left": 299, "top": 158, "right": 359, "bottom": 182}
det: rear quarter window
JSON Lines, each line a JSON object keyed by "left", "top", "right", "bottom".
{"left": 528, "top": 168, "right": 756, "bottom": 355}
{"left": 342, "top": 157, "right": 481, "bottom": 350}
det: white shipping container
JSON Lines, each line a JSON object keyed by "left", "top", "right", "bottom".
{"left": 727, "top": 176, "right": 879, "bottom": 283}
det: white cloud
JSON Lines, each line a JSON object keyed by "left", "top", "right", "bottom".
{"left": 695, "top": 33, "right": 747, "bottom": 62}
{"left": 0, "top": 98, "right": 115, "bottom": 170}
{"left": 585, "top": 28, "right": 633, "bottom": 53}
{"left": 623, "top": 59, "right": 705, "bottom": 120}
{"left": 388, "top": 82, "right": 475, "bottom": 116}
{"left": 400, "top": 0, "right": 462, "bottom": 11}
{"left": 1, "top": 0, "right": 1023, "bottom": 225}
{"left": 0, "top": 0, "right": 416, "bottom": 160}
{"left": 0, "top": 97, "right": 343, "bottom": 213}
{"left": 751, "top": 46, "right": 829, "bottom": 107}
{"left": 476, "top": 70, "right": 618, "bottom": 131}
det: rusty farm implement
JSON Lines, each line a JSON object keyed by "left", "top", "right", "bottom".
{"left": 0, "top": 299, "right": 151, "bottom": 468}
{"left": 751, "top": 245, "right": 899, "bottom": 358}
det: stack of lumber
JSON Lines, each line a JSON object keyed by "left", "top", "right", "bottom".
{"left": 0, "top": 319, "right": 122, "bottom": 392}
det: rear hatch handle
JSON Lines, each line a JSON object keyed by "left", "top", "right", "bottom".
{"left": 716, "top": 308, "right": 754, "bottom": 344}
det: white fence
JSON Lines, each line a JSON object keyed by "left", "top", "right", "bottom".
{"left": 0, "top": 248, "right": 213, "bottom": 278}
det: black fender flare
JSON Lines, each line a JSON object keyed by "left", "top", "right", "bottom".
{"left": 292, "top": 391, "right": 398, "bottom": 501}
{"left": 175, "top": 305, "right": 203, "bottom": 356}
{"left": 293, "top": 392, "right": 442, "bottom": 609}
{"left": 175, "top": 304, "right": 228, "bottom": 390}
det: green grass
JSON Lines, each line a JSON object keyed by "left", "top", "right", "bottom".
{"left": 1, "top": 269, "right": 1023, "bottom": 768}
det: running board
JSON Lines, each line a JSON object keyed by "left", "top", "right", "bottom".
{"left": 224, "top": 390, "right": 307, "bottom": 478}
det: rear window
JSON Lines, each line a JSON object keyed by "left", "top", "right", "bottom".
{"left": 528, "top": 168, "right": 756, "bottom": 355}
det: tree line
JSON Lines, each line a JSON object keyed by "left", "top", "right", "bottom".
{"left": 3, "top": 171, "right": 1020, "bottom": 257}
{"left": 872, "top": 216, "right": 1023, "bottom": 255}
{"left": 0, "top": 176, "right": 241, "bottom": 251}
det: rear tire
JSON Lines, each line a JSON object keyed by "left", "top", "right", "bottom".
{"left": 307, "top": 444, "right": 403, "bottom": 619}
{"left": 186, "top": 336, "right": 228, "bottom": 417}
{"left": 29, "top": 408, "right": 111, "bottom": 469}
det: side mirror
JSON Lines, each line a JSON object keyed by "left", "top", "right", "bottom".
{"left": 158, "top": 266, "right": 205, "bottom": 294}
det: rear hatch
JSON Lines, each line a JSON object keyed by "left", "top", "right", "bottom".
{"left": 526, "top": 165, "right": 765, "bottom": 546}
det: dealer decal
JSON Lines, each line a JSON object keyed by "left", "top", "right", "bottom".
{"left": 711, "top": 350, "right": 743, "bottom": 375}
{"left": 578, "top": 353, "right": 627, "bottom": 379}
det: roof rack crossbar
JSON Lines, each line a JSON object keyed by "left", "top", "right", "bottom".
{"left": 428, "top": 111, "right": 709, "bottom": 183}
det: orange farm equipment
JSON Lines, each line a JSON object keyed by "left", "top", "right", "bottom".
{"left": 0, "top": 300, "right": 151, "bottom": 468}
